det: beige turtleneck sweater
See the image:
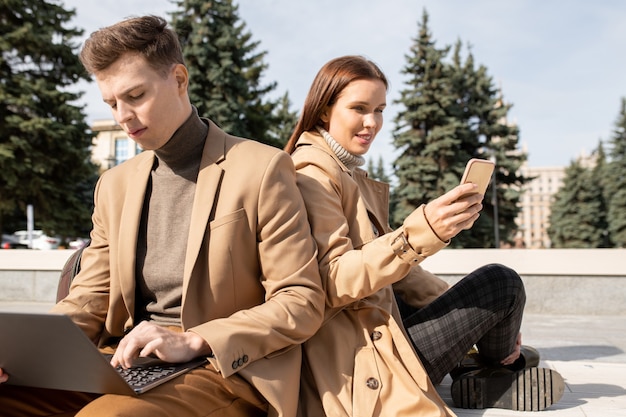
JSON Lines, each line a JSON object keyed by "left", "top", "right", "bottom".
{"left": 134, "top": 108, "right": 208, "bottom": 326}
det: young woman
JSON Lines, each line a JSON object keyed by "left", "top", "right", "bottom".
{"left": 285, "top": 55, "right": 563, "bottom": 416}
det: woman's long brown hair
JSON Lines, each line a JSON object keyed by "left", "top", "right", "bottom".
{"left": 284, "top": 55, "right": 388, "bottom": 154}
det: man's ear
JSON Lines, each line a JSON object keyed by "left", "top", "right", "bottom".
{"left": 173, "top": 64, "right": 189, "bottom": 91}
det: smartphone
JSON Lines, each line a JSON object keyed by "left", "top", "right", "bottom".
{"left": 460, "top": 158, "right": 495, "bottom": 195}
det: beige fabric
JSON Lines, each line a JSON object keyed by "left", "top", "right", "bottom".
{"left": 51, "top": 120, "right": 325, "bottom": 417}
{"left": 291, "top": 131, "right": 455, "bottom": 417}
{"left": 0, "top": 362, "right": 268, "bottom": 417}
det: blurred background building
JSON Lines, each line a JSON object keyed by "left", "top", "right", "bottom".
{"left": 90, "top": 120, "right": 143, "bottom": 174}
{"left": 514, "top": 165, "right": 565, "bottom": 248}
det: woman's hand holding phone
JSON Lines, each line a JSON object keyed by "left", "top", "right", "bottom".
{"left": 424, "top": 184, "right": 484, "bottom": 241}
{"left": 423, "top": 159, "right": 494, "bottom": 241}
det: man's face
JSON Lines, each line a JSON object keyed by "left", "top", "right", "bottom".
{"left": 95, "top": 52, "right": 190, "bottom": 151}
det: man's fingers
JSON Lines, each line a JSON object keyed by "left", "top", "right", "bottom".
{"left": 112, "top": 336, "right": 143, "bottom": 368}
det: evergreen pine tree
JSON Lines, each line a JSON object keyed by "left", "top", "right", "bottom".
{"left": 591, "top": 142, "right": 611, "bottom": 247}
{"left": 605, "top": 98, "right": 626, "bottom": 246}
{"left": 170, "top": 0, "right": 282, "bottom": 147}
{"left": 0, "top": 0, "right": 98, "bottom": 238}
{"left": 267, "top": 91, "right": 298, "bottom": 147}
{"left": 391, "top": 10, "right": 458, "bottom": 228}
{"left": 448, "top": 41, "right": 479, "bottom": 158}
{"left": 460, "top": 52, "right": 527, "bottom": 248}
{"left": 375, "top": 156, "right": 390, "bottom": 183}
{"left": 548, "top": 159, "right": 606, "bottom": 247}
{"left": 366, "top": 156, "right": 390, "bottom": 183}
{"left": 438, "top": 41, "right": 493, "bottom": 247}
{"left": 391, "top": 11, "right": 527, "bottom": 247}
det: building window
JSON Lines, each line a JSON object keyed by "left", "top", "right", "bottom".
{"left": 115, "top": 137, "right": 129, "bottom": 166}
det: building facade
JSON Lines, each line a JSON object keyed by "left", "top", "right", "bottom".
{"left": 90, "top": 120, "right": 142, "bottom": 173}
{"left": 515, "top": 165, "right": 565, "bottom": 248}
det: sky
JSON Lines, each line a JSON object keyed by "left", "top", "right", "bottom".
{"left": 61, "top": 0, "right": 626, "bottom": 168}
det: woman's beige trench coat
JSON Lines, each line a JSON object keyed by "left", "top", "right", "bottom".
{"left": 291, "top": 131, "right": 457, "bottom": 417}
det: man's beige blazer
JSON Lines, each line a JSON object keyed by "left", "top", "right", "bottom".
{"left": 52, "top": 119, "right": 324, "bottom": 417}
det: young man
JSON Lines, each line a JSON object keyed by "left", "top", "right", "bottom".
{"left": 0, "top": 15, "right": 324, "bottom": 417}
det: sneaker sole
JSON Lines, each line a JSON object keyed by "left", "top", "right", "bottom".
{"left": 451, "top": 367, "right": 565, "bottom": 411}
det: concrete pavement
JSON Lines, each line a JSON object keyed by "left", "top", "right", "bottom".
{"left": 1, "top": 302, "right": 625, "bottom": 416}
{"left": 438, "top": 313, "right": 626, "bottom": 416}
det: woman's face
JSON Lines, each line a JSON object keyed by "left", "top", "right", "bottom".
{"left": 322, "top": 78, "right": 387, "bottom": 156}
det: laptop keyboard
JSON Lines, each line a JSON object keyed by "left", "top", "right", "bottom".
{"left": 106, "top": 354, "right": 208, "bottom": 393}
{"left": 116, "top": 364, "right": 178, "bottom": 388}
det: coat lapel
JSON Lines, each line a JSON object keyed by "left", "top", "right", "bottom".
{"left": 353, "top": 168, "right": 390, "bottom": 234}
{"left": 182, "top": 120, "right": 226, "bottom": 299}
{"left": 118, "top": 153, "right": 155, "bottom": 317}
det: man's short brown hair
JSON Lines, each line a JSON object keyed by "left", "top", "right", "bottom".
{"left": 80, "top": 15, "right": 184, "bottom": 76}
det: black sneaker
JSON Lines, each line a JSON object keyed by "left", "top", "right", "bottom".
{"left": 449, "top": 345, "right": 541, "bottom": 380}
{"left": 451, "top": 366, "right": 565, "bottom": 411}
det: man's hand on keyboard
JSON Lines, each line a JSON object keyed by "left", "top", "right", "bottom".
{"left": 111, "top": 321, "right": 212, "bottom": 369}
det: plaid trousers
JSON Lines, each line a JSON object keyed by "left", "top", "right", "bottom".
{"left": 397, "top": 263, "right": 526, "bottom": 385}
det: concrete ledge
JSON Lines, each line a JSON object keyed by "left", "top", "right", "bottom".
{"left": 424, "top": 249, "right": 626, "bottom": 316}
{"left": 419, "top": 248, "right": 625, "bottom": 276}
{"left": 436, "top": 274, "right": 626, "bottom": 316}
{"left": 0, "top": 270, "right": 60, "bottom": 303}
{"left": 0, "top": 249, "right": 75, "bottom": 270}
{"left": 1, "top": 249, "right": 624, "bottom": 314}
{"left": 0, "top": 250, "right": 76, "bottom": 303}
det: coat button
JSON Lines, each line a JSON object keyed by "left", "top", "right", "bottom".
{"left": 242, "top": 355, "right": 249, "bottom": 363}
{"left": 232, "top": 360, "right": 239, "bottom": 369}
{"left": 366, "top": 377, "right": 379, "bottom": 390}
{"left": 370, "top": 330, "right": 382, "bottom": 341}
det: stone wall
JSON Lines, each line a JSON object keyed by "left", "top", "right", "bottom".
{"left": 1, "top": 249, "right": 624, "bottom": 315}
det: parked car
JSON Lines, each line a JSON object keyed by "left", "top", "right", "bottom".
{"left": 68, "top": 237, "right": 90, "bottom": 250}
{"left": 12, "top": 230, "right": 61, "bottom": 250}
{"left": 1, "top": 234, "right": 29, "bottom": 249}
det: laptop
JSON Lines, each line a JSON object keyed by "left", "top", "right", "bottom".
{"left": 0, "top": 312, "right": 207, "bottom": 395}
